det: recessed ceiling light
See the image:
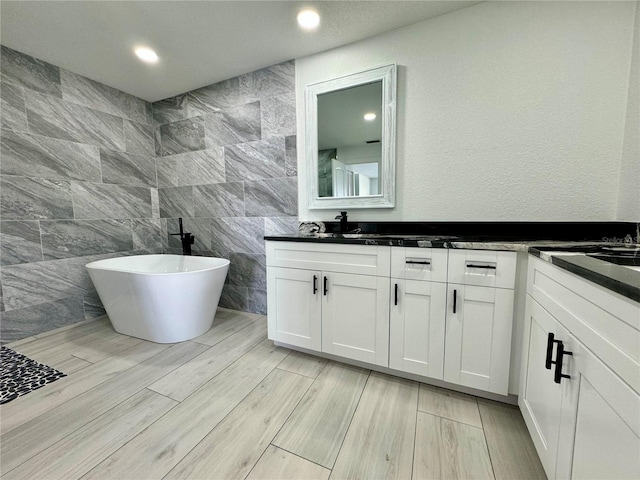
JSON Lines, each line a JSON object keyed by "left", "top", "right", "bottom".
{"left": 364, "top": 112, "right": 377, "bottom": 121}
{"left": 134, "top": 47, "right": 159, "bottom": 63}
{"left": 297, "top": 9, "right": 320, "bottom": 30}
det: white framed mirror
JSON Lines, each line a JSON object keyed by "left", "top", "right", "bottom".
{"left": 306, "top": 64, "right": 396, "bottom": 209}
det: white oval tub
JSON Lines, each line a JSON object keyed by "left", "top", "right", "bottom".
{"left": 86, "top": 255, "right": 230, "bottom": 343}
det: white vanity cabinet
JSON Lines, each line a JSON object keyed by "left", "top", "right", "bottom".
{"left": 443, "top": 250, "right": 517, "bottom": 395}
{"left": 266, "top": 241, "right": 391, "bottom": 366}
{"left": 520, "top": 256, "right": 640, "bottom": 480}
{"left": 389, "top": 248, "right": 448, "bottom": 378}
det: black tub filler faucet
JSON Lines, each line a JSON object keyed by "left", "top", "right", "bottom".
{"left": 170, "top": 218, "right": 195, "bottom": 255}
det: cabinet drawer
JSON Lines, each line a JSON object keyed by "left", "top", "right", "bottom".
{"left": 447, "top": 249, "right": 517, "bottom": 289}
{"left": 266, "top": 241, "right": 391, "bottom": 277}
{"left": 390, "top": 247, "right": 448, "bottom": 282}
{"left": 528, "top": 255, "right": 640, "bottom": 394}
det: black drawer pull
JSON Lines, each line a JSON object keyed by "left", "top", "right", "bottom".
{"left": 405, "top": 260, "right": 431, "bottom": 265}
{"left": 313, "top": 275, "right": 318, "bottom": 294}
{"left": 554, "top": 341, "right": 573, "bottom": 384}
{"left": 545, "top": 332, "right": 555, "bottom": 370}
{"left": 453, "top": 289, "right": 457, "bottom": 314}
{"left": 467, "top": 264, "right": 497, "bottom": 270}
{"left": 394, "top": 283, "right": 398, "bottom": 306}
{"left": 323, "top": 276, "right": 328, "bottom": 296}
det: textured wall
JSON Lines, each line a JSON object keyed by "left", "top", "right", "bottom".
{"left": 0, "top": 46, "right": 160, "bottom": 342}
{"left": 152, "top": 61, "right": 298, "bottom": 315}
{"left": 296, "top": 2, "right": 636, "bottom": 222}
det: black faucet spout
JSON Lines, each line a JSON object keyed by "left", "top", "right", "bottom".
{"left": 335, "top": 211, "right": 348, "bottom": 233}
{"left": 170, "top": 217, "right": 195, "bottom": 255}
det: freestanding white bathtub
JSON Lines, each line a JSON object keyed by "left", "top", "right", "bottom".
{"left": 86, "top": 255, "right": 230, "bottom": 343}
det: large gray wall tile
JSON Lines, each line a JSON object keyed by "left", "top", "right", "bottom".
{"left": 211, "top": 217, "right": 265, "bottom": 255}
{"left": 132, "top": 218, "right": 162, "bottom": 250}
{"left": 158, "top": 186, "right": 194, "bottom": 218}
{"left": 228, "top": 253, "right": 266, "bottom": 289}
{"left": 156, "top": 149, "right": 224, "bottom": 187}
{"left": 159, "top": 116, "right": 205, "bottom": 156}
{"left": 1, "top": 130, "right": 101, "bottom": 181}
{"left": 245, "top": 177, "right": 298, "bottom": 217}
{"left": 247, "top": 288, "right": 267, "bottom": 315}
{"left": 0, "top": 46, "right": 61, "bottom": 97}
{"left": 71, "top": 182, "right": 152, "bottom": 219}
{"left": 0, "top": 296, "right": 85, "bottom": 343}
{"left": 239, "top": 61, "right": 295, "bottom": 100}
{"left": 25, "top": 92, "right": 125, "bottom": 150}
{"left": 40, "top": 219, "right": 133, "bottom": 260}
{"left": 152, "top": 93, "right": 191, "bottom": 126}
{"left": 188, "top": 77, "right": 248, "bottom": 114}
{"left": 194, "top": 182, "right": 244, "bottom": 217}
{"left": 0, "top": 220, "right": 43, "bottom": 266}
{"left": 83, "top": 290, "right": 106, "bottom": 319}
{"left": 219, "top": 284, "right": 248, "bottom": 312}
{"left": 1, "top": 82, "right": 28, "bottom": 132}
{"left": 100, "top": 148, "right": 157, "bottom": 187}
{"left": 204, "top": 101, "right": 261, "bottom": 148}
{"left": 285, "top": 135, "right": 297, "bottom": 176}
{"left": 261, "top": 93, "right": 296, "bottom": 139}
{"left": 60, "top": 69, "right": 148, "bottom": 123}
{"left": 224, "top": 137, "right": 285, "bottom": 182}
{"left": 264, "top": 216, "right": 299, "bottom": 236}
{"left": 0, "top": 176, "right": 73, "bottom": 220}
{"left": 125, "top": 119, "right": 154, "bottom": 156}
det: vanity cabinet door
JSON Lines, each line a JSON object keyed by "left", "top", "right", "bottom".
{"left": 389, "top": 279, "right": 446, "bottom": 378}
{"left": 321, "top": 273, "right": 390, "bottom": 367}
{"left": 267, "top": 267, "right": 322, "bottom": 351}
{"left": 443, "top": 284, "right": 514, "bottom": 395}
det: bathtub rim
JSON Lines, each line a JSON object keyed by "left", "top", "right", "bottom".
{"left": 86, "top": 254, "right": 230, "bottom": 276}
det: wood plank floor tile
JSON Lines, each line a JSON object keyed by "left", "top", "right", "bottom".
{"left": 0, "top": 341, "right": 207, "bottom": 473}
{"left": 165, "top": 369, "right": 313, "bottom": 479}
{"left": 247, "top": 446, "right": 330, "bottom": 480}
{"left": 67, "top": 333, "right": 143, "bottom": 363}
{"left": 330, "top": 372, "right": 418, "bottom": 479}
{"left": 277, "top": 351, "right": 328, "bottom": 379}
{"left": 82, "top": 340, "right": 289, "bottom": 480}
{"left": 478, "top": 399, "right": 546, "bottom": 480}
{"left": 273, "top": 362, "right": 369, "bottom": 469}
{"left": 418, "top": 383, "right": 482, "bottom": 428}
{"left": 148, "top": 317, "right": 267, "bottom": 401}
{"left": 8, "top": 319, "right": 111, "bottom": 356}
{"left": 3, "top": 389, "right": 177, "bottom": 480}
{"left": 413, "top": 412, "right": 494, "bottom": 480}
{"left": 190, "top": 309, "right": 258, "bottom": 346}
{"left": 0, "top": 341, "right": 168, "bottom": 435}
{"left": 27, "top": 348, "right": 92, "bottom": 374}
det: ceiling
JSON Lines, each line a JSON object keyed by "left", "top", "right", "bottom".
{"left": 0, "top": 1, "right": 477, "bottom": 102}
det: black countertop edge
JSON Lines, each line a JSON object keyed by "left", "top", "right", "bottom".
{"left": 529, "top": 248, "right": 640, "bottom": 303}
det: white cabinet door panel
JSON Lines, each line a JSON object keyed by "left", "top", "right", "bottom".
{"left": 267, "top": 267, "right": 322, "bottom": 351}
{"left": 444, "top": 284, "right": 514, "bottom": 395}
{"left": 322, "top": 273, "right": 390, "bottom": 367}
{"left": 389, "top": 279, "right": 446, "bottom": 378}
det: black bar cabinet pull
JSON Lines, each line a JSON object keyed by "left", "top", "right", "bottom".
{"left": 453, "top": 289, "right": 457, "bottom": 313}
{"left": 545, "top": 332, "right": 556, "bottom": 369}
{"left": 323, "top": 276, "right": 328, "bottom": 296}
{"left": 554, "top": 341, "right": 573, "bottom": 384}
{"left": 405, "top": 260, "right": 431, "bottom": 265}
{"left": 394, "top": 283, "right": 398, "bottom": 306}
{"left": 467, "top": 264, "right": 497, "bottom": 270}
{"left": 313, "top": 275, "right": 318, "bottom": 294}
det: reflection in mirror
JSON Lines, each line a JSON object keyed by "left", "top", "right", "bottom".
{"left": 306, "top": 64, "right": 396, "bottom": 209}
{"left": 317, "top": 82, "right": 382, "bottom": 198}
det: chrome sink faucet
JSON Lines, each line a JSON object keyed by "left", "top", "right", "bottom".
{"left": 170, "top": 217, "right": 195, "bottom": 255}
{"left": 335, "top": 211, "right": 348, "bottom": 233}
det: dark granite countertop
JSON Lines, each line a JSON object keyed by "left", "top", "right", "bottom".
{"left": 264, "top": 234, "right": 640, "bottom": 303}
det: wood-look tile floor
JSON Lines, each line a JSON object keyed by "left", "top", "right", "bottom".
{"left": 1, "top": 309, "right": 547, "bottom": 480}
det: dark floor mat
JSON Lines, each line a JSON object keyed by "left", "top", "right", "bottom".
{"left": 0, "top": 346, "right": 66, "bottom": 405}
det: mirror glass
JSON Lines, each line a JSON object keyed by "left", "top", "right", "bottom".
{"left": 306, "top": 64, "right": 396, "bottom": 209}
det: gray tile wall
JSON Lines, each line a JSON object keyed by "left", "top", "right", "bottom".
{"left": 0, "top": 46, "right": 160, "bottom": 342}
{"left": 153, "top": 61, "right": 299, "bottom": 314}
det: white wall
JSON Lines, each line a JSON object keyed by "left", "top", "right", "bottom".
{"left": 616, "top": 2, "right": 640, "bottom": 222}
{"left": 296, "top": 1, "right": 636, "bottom": 222}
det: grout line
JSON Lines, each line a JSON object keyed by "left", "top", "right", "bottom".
{"left": 410, "top": 387, "right": 419, "bottom": 480}
{"left": 478, "top": 398, "right": 499, "bottom": 480}
{"left": 269, "top": 444, "right": 333, "bottom": 472}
